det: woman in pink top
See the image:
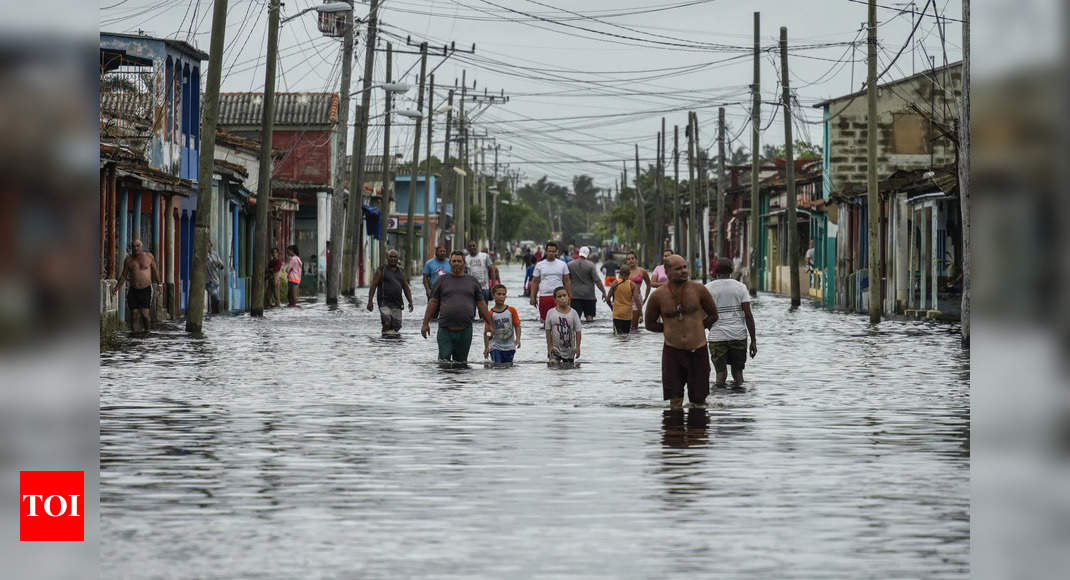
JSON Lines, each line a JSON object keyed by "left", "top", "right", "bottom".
{"left": 285, "top": 244, "right": 302, "bottom": 307}
{"left": 625, "top": 251, "right": 652, "bottom": 330}
{"left": 649, "top": 249, "right": 672, "bottom": 289}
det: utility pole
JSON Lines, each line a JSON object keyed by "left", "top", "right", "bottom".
{"left": 749, "top": 11, "right": 761, "bottom": 296}
{"left": 696, "top": 115, "right": 708, "bottom": 284}
{"left": 326, "top": 7, "right": 354, "bottom": 305}
{"left": 687, "top": 112, "right": 697, "bottom": 277}
{"left": 404, "top": 42, "right": 428, "bottom": 277}
{"left": 634, "top": 143, "right": 646, "bottom": 265}
{"left": 459, "top": 71, "right": 468, "bottom": 245}
{"left": 491, "top": 144, "right": 499, "bottom": 251}
{"left": 249, "top": 0, "right": 279, "bottom": 318}
{"left": 441, "top": 87, "right": 453, "bottom": 249}
{"left": 673, "top": 124, "right": 680, "bottom": 255}
{"left": 378, "top": 43, "right": 394, "bottom": 270}
{"left": 958, "top": 0, "right": 970, "bottom": 345}
{"left": 653, "top": 118, "right": 665, "bottom": 253}
{"left": 424, "top": 73, "right": 435, "bottom": 259}
{"left": 866, "top": 0, "right": 881, "bottom": 322}
{"left": 716, "top": 106, "right": 726, "bottom": 259}
{"left": 186, "top": 0, "right": 228, "bottom": 333}
{"left": 345, "top": 0, "right": 380, "bottom": 295}
{"left": 781, "top": 26, "right": 801, "bottom": 308}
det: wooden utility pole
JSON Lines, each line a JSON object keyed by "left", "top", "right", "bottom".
{"left": 781, "top": 26, "right": 801, "bottom": 308}
{"left": 441, "top": 87, "right": 453, "bottom": 249}
{"left": 749, "top": 11, "right": 761, "bottom": 296}
{"left": 696, "top": 115, "right": 708, "bottom": 284}
{"left": 634, "top": 143, "right": 646, "bottom": 264}
{"left": 456, "top": 71, "right": 467, "bottom": 246}
{"left": 345, "top": 0, "right": 380, "bottom": 295}
{"left": 248, "top": 0, "right": 279, "bottom": 319}
{"left": 186, "top": 0, "right": 228, "bottom": 332}
{"left": 687, "top": 112, "right": 697, "bottom": 276}
{"left": 958, "top": 0, "right": 970, "bottom": 345}
{"left": 424, "top": 74, "right": 435, "bottom": 258}
{"left": 673, "top": 124, "right": 680, "bottom": 255}
{"left": 326, "top": 8, "right": 355, "bottom": 305}
{"left": 378, "top": 43, "right": 394, "bottom": 270}
{"left": 405, "top": 42, "right": 428, "bottom": 277}
{"left": 716, "top": 106, "right": 726, "bottom": 259}
{"left": 654, "top": 118, "right": 665, "bottom": 252}
{"left": 866, "top": 0, "right": 881, "bottom": 322}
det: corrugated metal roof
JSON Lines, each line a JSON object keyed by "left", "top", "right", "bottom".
{"left": 217, "top": 92, "right": 339, "bottom": 127}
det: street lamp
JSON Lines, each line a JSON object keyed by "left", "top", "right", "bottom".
{"left": 282, "top": 0, "right": 352, "bottom": 24}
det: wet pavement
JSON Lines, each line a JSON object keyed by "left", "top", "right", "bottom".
{"left": 100, "top": 263, "right": 969, "bottom": 578}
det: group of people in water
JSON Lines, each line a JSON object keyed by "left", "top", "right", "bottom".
{"left": 368, "top": 239, "right": 758, "bottom": 409}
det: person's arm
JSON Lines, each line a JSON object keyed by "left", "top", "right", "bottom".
{"left": 742, "top": 301, "right": 757, "bottom": 357}
{"left": 420, "top": 297, "right": 439, "bottom": 338}
{"left": 701, "top": 284, "right": 719, "bottom": 329}
{"left": 606, "top": 281, "right": 618, "bottom": 305}
{"left": 545, "top": 328, "right": 553, "bottom": 359}
{"left": 402, "top": 275, "right": 414, "bottom": 312}
{"left": 422, "top": 272, "right": 432, "bottom": 297}
{"left": 644, "top": 290, "right": 664, "bottom": 333}
{"left": 530, "top": 275, "right": 540, "bottom": 305}
{"left": 490, "top": 263, "right": 500, "bottom": 284}
{"left": 650, "top": 268, "right": 664, "bottom": 288}
{"left": 642, "top": 270, "right": 652, "bottom": 303}
{"left": 574, "top": 315, "right": 582, "bottom": 359}
{"left": 112, "top": 259, "right": 128, "bottom": 293}
{"left": 477, "top": 299, "right": 493, "bottom": 326}
{"left": 366, "top": 269, "right": 381, "bottom": 312}
{"left": 563, "top": 273, "right": 572, "bottom": 300}
{"left": 593, "top": 267, "right": 607, "bottom": 301}
{"left": 483, "top": 319, "right": 492, "bottom": 358}
{"left": 514, "top": 323, "right": 522, "bottom": 350}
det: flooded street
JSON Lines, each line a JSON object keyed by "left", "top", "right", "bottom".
{"left": 100, "top": 263, "right": 969, "bottom": 578}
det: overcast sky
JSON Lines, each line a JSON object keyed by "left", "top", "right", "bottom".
{"left": 100, "top": 0, "right": 966, "bottom": 192}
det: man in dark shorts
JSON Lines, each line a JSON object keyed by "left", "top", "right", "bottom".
{"left": 368, "top": 249, "right": 414, "bottom": 335}
{"left": 421, "top": 251, "right": 493, "bottom": 362}
{"left": 111, "top": 239, "right": 161, "bottom": 334}
{"left": 644, "top": 254, "right": 719, "bottom": 409}
{"left": 705, "top": 258, "right": 757, "bottom": 387}
{"left": 566, "top": 246, "right": 606, "bottom": 322}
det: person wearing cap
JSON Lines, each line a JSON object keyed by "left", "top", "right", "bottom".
{"left": 705, "top": 257, "right": 757, "bottom": 388}
{"left": 422, "top": 245, "right": 450, "bottom": 299}
{"left": 566, "top": 246, "right": 607, "bottom": 322}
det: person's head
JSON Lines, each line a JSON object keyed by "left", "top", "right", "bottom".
{"left": 482, "top": 247, "right": 490, "bottom": 254}
{"left": 449, "top": 250, "right": 466, "bottom": 274}
{"left": 667, "top": 254, "right": 688, "bottom": 283}
{"left": 617, "top": 264, "right": 631, "bottom": 278}
{"left": 578, "top": 246, "right": 590, "bottom": 260}
{"left": 435, "top": 245, "right": 447, "bottom": 260}
{"left": 271, "top": 247, "right": 280, "bottom": 258}
{"left": 131, "top": 239, "right": 143, "bottom": 255}
{"left": 553, "top": 286, "right": 569, "bottom": 307}
{"left": 545, "top": 241, "right": 558, "bottom": 260}
{"left": 467, "top": 239, "right": 478, "bottom": 253}
{"left": 715, "top": 257, "right": 733, "bottom": 278}
{"left": 491, "top": 284, "right": 507, "bottom": 304}
{"left": 287, "top": 245, "right": 298, "bottom": 257}
{"left": 387, "top": 249, "right": 400, "bottom": 267}
{"left": 627, "top": 251, "right": 638, "bottom": 266}
{"left": 326, "top": 241, "right": 331, "bottom": 248}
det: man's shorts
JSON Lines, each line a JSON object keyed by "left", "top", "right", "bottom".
{"left": 550, "top": 352, "right": 575, "bottom": 363}
{"left": 571, "top": 298, "right": 596, "bottom": 319}
{"left": 380, "top": 305, "right": 403, "bottom": 331}
{"left": 708, "top": 339, "right": 748, "bottom": 372}
{"left": 490, "top": 349, "right": 515, "bottom": 363}
{"left": 538, "top": 295, "right": 557, "bottom": 321}
{"left": 613, "top": 318, "right": 632, "bottom": 334}
{"left": 127, "top": 285, "right": 152, "bottom": 310}
{"left": 662, "top": 344, "right": 711, "bottom": 403}
{"left": 437, "top": 326, "right": 473, "bottom": 361}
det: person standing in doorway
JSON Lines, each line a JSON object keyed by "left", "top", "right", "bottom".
{"left": 465, "top": 239, "right": 499, "bottom": 302}
{"left": 285, "top": 245, "right": 302, "bottom": 307}
{"left": 567, "top": 247, "right": 607, "bottom": 322}
{"left": 530, "top": 241, "right": 572, "bottom": 323}
{"left": 368, "top": 249, "right": 414, "bottom": 335}
{"left": 421, "top": 251, "right": 494, "bottom": 363}
{"left": 705, "top": 258, "right": 757, "bottom": 388}
{"left": 266, "top": 247, "right": 282, "bottom": 307}
{"left": 112, "top": 239, "right": 161, "bottom": 334}
{"left": 206, "top": 241, "right": 224, "bottom": 317}
{"left": 422, "top": 245, "right": 450, "bottom": 299}
{"left": 644, "top": 254, "right": 719, "bottom": 410}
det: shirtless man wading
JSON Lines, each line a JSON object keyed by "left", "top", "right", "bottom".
{"left": 112, "top": 239, "right": 161, "bottom": 333}
{"left": 644, "top": 254, "right": 718, "bottom": 409}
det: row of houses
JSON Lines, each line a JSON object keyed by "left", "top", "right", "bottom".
{"left": 99, "top": 31, "right": 445, "bottom": 338}
{"left": 718, "top": 61, "right": 964, "bottom": 320}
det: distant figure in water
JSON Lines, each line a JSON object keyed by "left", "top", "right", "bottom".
{"left": 367, "top": 249, "right": 414, "bottom": 335}
{"left": 112, "top": 239, "right": 160, "bottom": 334}
{"left": 645, "top": 254, "right": 718, "bottom": 410}
{"left": 705, "top": 258, "right": 757, "bottom": 387}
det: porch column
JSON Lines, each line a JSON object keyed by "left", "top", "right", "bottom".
{"left": 152, "top": 192, "right": 161, "bottom": 255}
{"left": 317, "top": 190, "right": 329, "bottom": 293}
{"left": 931, "top": 204, "right": 939, "bottom": 312}
{"left": 164, "top": 195, "right": 175, "bottom": 318}
{"left": 133, "top": 191, "right": 142, "bottom": 246}
{"left": 117, "top": 187, "right": 129, "bottom": 321}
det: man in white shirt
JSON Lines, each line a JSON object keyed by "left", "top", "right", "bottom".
{"left": 465, "top": 239, "right": 499, "bottom": 302}
{"left": 529, "top": 240, "right": 572, "bottom": 322}
{"left": 705, "top": 258, "right": 757, "bottom": 387}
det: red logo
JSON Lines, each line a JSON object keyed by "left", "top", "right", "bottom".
{"left": 19, "top": 471, "right": 84, "bottom": 541}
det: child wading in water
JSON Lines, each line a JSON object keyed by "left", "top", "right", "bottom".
{"left": 606, "top": 263, "right": 635, "bottom": 335}
{"left": 544, "top": 286, "right": 582, "bottom": 363}
{"left": 483, "top": 284, "right": 522, "bottom": 363}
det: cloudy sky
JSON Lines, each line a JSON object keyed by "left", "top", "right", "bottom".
{"left": 99, "top": 0, "right": 966, "bottom": 192}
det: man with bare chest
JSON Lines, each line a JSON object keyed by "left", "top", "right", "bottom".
{"left": 644, "top": 254, "right": 719, "bottom": 409}
{"left": 112, "top": 239, "right": 161, "bottom": 333}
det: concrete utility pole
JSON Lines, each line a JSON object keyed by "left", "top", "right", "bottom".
{"left": 249, "top": 0, "right": 280, "bottom": 318}
{"left": 673, "top": 124, "right": 680, "bottom": 255}
{"left": 634, "top": 143, "right": 646, "bottom": 265}
{"left": 459, "top": 71, "right": 468, "bottom": 244}
{"left": 378, "top": 42, "right": 394, "bottom": 270}
{"left": 716, "top": 106, "right": 726, "bottom": 259}
{"left": 654, "top": 118, "right": 665, "bottom": 252}
{"left": 424, "top": 73, "right": 434, "bottom": 259}
{"left": 326, "top": 7, "right": 355, "bottom": 305}
{"left": 405, "top": 42, "right": 428, "bottom": 277}
{"left": 441, "top": 88, "right": 453, "bottom": 249}
{"left": 781, "top": 26, "right": 801, "bottom": 308}
{"left": 696, "top": 115, "right": 708, "bottom": 284}
{"left": 749, "top": 11, "right": 761, "bottom": 296}
{"left": 345, "top": 0, "right": 380, "bottom": 295}
{"left": 958, "top": 0, "right": 970, "bottom": 345}
{"left": 866, "top": 0, "right": 881, "bottom": 322}
{"left": 687, "top": 112, "right": 697, "bottom": 276}
{"left": 491, "top": 143, "right": 499, "bottom": 250}
{"left": 186, "top": 0, "right": 228, "bottom": 333}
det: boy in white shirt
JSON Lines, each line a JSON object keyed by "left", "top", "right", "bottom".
{"left": 705, "top": 258, "right": 758, "bottom": 387}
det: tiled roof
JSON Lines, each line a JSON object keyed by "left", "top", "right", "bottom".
{"left": 217, "top": 92, "right": 339, "bottom": 127}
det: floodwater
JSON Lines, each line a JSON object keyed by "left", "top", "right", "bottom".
{"left": 100, "top": 263, "right": 969, "bottom": 578}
